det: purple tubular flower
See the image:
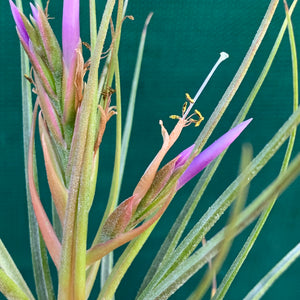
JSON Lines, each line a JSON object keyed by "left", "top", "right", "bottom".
{"left": 30, "top": 3, "right": 40, "bottom": 25}
{"left": 9, "top": 0, "right": 29, "bottom": 46}
{"left": 177, "top": 118, "right": 252, "bottom": 190}
{"left": 30, "top": 3, "right": 39, "bottom": 20}
{"left": 62, "top": 0, "right": 80, "bottom": 69}
{"left": 175, "top": 144, "right": 195, "bottom": 169}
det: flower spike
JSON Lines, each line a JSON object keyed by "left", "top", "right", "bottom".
{"left": 98, "top": 52, "right": 232, "bottom": 246}
{"left": 136, "top": 119, "right": 252, "bottom": 215}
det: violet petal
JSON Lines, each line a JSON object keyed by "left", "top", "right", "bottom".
{"left": 30, "top": 3, "right": 42, "bottom": 32}
{"left": 62, "top": 0, "right": 80, "bottom": 69}
{"left": 30, "top": 3, "right": 39, "bottom": 22}
{"left": 177, "top": 118, "right": 252, "bottom": 189}
{"left": 175, "top": 144, "right": 195, "bottom": 169}
{"left": 9, "top": 0, "right": 29, "bottom": 45}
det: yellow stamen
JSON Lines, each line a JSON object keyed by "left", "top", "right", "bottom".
{"left": 101, "top": 86, "right": 115, "bottom": 98}
{"left": 182, "top": 102, "right": 187, "bottom": 115}
{"left": 24, "top": 74, "right": 34, "bottom": 85}
{"left": 194, "top": 109, "right": 204, "bottom": 127}
{"left": 108, "top": 87, "right": 116, "bottom": 94}
{"left": 83, "top": 42, "right": 91, "bottom": 51}
{"left": 194, "top": 109, "right": 204, "bottom": 119}
{"left": 185, "top": 93, "right": 194, "bottom": 103}
{"left": 169, "top": 115, "right": 181, "bottom": 120}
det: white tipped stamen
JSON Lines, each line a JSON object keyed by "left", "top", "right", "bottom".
{"left": 183, "top": 52, "right": 229, "bottom": 118}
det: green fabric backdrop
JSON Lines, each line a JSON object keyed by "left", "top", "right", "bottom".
{"left": 0, "top": 0, "right": 299, "bottom": 299}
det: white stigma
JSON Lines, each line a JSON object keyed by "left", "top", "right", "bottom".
{"left": 183, "top": 52, "right": 229, "bottom": 118}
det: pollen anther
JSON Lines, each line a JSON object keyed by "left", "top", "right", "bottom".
{"left": 182, "top": 102, "right": 187, "bottom": 114}
{"left": 169, "top": 115, "right": 182, "bottom": 120}
{"left": 194, "top": 110, "right": 204, "bottom": 127}
{"left": 185, "top": 93, "right": 194, "bottom": 103}
{"left": 195, "top": 109, "right": 204, "bottom": 120}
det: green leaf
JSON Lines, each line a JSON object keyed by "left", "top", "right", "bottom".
{"left": 212, "top": 2, "right": 298, "bottom": 298}
{"left": 188, "top": 145, "right": 252, "bottom": 300}
{"left": 34, "top": 0, "right": 43, "bottom": 8}
{"left": 192, "top": 0, "right": 279, "bottom": 156}
{"left": 105, "top": 55, "right": 122, "bottom": 227}
{"left": 0, "top": 269, "right": 31, "bottom": 300}
{"left": 138, "top": 0, "right": 280, "bottom": 294}
{"left": 100, "top": 19, "right": 123, "bottom": 295}
{"left": 15, "top": 1, "right": 55, "bottom": 299}
{"left": 119, "top": 12, "right": 153, "bottom": 189}
{"left": 86, "top": 0, "right": 132, "bottom": 294}
{"left": 243, "top": 243, "right": 300, "bottom": 300}
{"left": 58, "top": 1, "right": 116, "bottom": 298}
{"left": 0, "top": 240, "right": 35, "bottom": 300}
{"left": 98, "top": 223, "right": 157, "bottom": 300}
{"left": 86, "top": 12, "right": 153, "bottom": 288}
{"left": 140, "top": 154, "right": 300, "bottom": 300}
{"left": 137, "top": 99, "right": 300, "bottom": 299}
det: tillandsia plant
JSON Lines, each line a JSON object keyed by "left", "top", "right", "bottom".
{"left": 1, "top": 0, "right": 300, "bottom": 299}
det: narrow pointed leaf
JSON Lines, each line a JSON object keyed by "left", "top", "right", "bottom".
{"left": 192, "top": 0, "right": 279, "bottom": 156}
{"left": 0, "top": 240, "right": 35, "bottom": 300}
{"left": 101, "top": 195, "right": 136, "bottom": 242}
{"left": 243, "top": 243, "right": 300, "bottom": 300}
{"left": 89, "top": 0, "right": 97, "bottom": 52}
{"left": 138, "top": 0, "right": 281, "bottom": 292}
{"left": 35, "top": 77, "right": 64, "bottom": 146}
{"left": 188, "top": 146, "right": 252, "bottom": 300}
{"left": 87, "top": 186, "right": 176, "bottom": 266}
{"left": 119, "top": 12, "right": 153, "bottom": 188}
{"left": 14, "top": 1, "right": 56, "bottom": 298}
{"left": 36, "top": 5, "right": 63, "bottom": 77}
{"left": 58, "top": 1, "right": 116, "bottom": 298}
{"left": 0, "top": 269, "right": 31, "bottom": 300}
{"left": 39, "top": 114, "right": 67, "bottom": 224}
{"left": 137, "top": 103, "right": 300, "bottom": 299}
{"left": 28, "top": 103, "right": 61, "bottom": 268}
{"left": 212, "top": 3, "right": 299, "bottom": 299}
{"left": 140, "top": 154, "right": 300, "bottom": 300}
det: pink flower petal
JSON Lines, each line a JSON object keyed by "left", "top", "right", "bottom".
{"left": 62, "top": 0, "right": 80, "bottom": 69}
{"left": 9, "top": 0, "right": 29, "bottom": 45}
{"left": 177, "top": 119, "right": 252, "bottom": 189}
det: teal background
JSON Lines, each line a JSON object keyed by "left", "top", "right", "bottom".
{"left": 1, "top": 0, "right": 300, "bottom": 299}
